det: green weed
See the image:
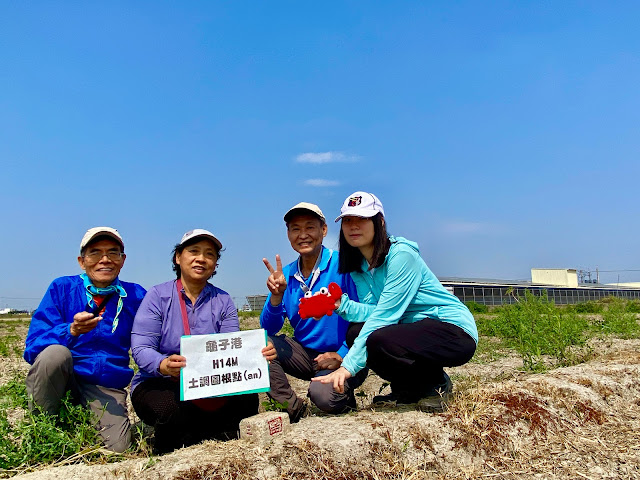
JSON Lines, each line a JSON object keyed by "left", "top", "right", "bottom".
{"left": 465, "top": 301, "right": 488, "bottom": 314}
{"left": 0, "top": 374, "right": 154, "bottom": 474}
{"left": 261, "top": 398, "right": 288, "bottom": 412}
{"left": 625, "top": 300, "right": 640, "bottom": 313}
{"left": 476, "top": 291, "right": 589, "bottom": 371}
{"left": 280, "top": 319, "right": 295, "bottom": 337}
{"left": 0, "top": 378, "right": 103, "bottom": 472}
{"left": 0, "top": 377, "right": 28, "bottom": 410}
{"left": 0, "top": 319, "right": 30, "bottom": 326}
{"left": 597, "top": 298, "right": 640, "bottom": 338}
{"left": 130, "top": 421, "right": 153, "bottom": 458}
{"left": 568, "top": 301, "right": 604, "bottom": 314}
{"left": 0, "top": 335, "right": 22, "bottom": 358}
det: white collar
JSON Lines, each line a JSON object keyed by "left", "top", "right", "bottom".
{"left": 293, "top": 249, "right": 331, "bottom": 293}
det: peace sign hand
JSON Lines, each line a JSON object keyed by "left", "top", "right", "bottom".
{"left": 263, "top": 254, "right": 287, "bottom": 305}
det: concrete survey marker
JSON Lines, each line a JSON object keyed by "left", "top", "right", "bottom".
{"left": 239, "top": 411, "right": 290, "bottom": 444}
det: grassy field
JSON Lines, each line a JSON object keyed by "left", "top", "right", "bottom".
{"left": 0, "top": 295, "right": 639, "bottom": 477}
{"left": 473, "top": 294, "right": 640, "bottom": 370}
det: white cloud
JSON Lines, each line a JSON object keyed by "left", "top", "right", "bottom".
{"left": 295, "top": 151, "right": 360, "bottom": 164}
{"left": 304, "top": 179, "right": 340, "bottom": 187}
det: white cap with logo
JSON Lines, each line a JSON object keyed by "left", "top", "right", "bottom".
{"left": 179, "top": 229, "right": 223, "bottom": 250}
{"left": 283, "top": 202, "right": 326, "bottom": 224}
{"left": 80, "top": 227, "right": 124, "bottom": 252}
{"left": 335, "top": 191, "right": 385, "bottom": 222}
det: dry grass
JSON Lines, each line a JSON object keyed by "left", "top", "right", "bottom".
{"left": 4, "top": 320, "right": 640, "bottom": 480}
{"left": 174, "top": 456, "right": 253, "bottom": 480}
{"left": 172, "top": 439, "right": 440, "bottom": 480}
{"left": 434, "top": 356, "right": 640, "bottom": 479}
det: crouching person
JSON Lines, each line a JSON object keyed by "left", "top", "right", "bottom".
{"left": 260, "top": 202, "right": 365, "bottom": 422}
{"left": 130, "top": 229, "right": 276, "bottom": 454}
{"left": 23, "top": 227, "right": 146, "bottom": 453}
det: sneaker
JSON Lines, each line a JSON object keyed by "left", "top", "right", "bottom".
{"left": 417, "top": 373, "right": 453, "bottom": 413}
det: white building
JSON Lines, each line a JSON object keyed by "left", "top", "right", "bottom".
{"left": 531, "top": 268, "right": 578, "bottom": 288}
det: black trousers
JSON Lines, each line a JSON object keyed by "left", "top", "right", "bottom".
{"left": 347, "top": 318, "right": 476, "bottom": 395}
{"left": 131, "top": 377, "right": 258, "bottom": 453}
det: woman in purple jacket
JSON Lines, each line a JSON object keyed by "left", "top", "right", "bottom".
{"left": 131, "top": 229, "right": 276, "bottom": 453}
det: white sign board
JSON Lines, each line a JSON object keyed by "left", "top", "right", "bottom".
{"left": 180, "top": 329, "right": 270, "bottom": 401}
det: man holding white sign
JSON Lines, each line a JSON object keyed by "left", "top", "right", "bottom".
{"left": 131, "top": 229, "right": 276, "bottom": 453}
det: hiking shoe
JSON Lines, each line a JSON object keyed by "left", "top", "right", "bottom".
{"left": 345, "top": 390, "right": 358, "bottom": 411}
{"left": 289, "top": 400, "right": 310, "bottom": 423}
{"left": 417, "top": 373, "right": 453, "bottom": 413}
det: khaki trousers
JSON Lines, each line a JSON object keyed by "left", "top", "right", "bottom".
{"left": 25, "top": 344, "right": 131, "bottom": 453}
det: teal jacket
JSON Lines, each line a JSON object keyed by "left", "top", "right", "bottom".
{"left": 336, "top": 236, "right": 478, "bottom": 375}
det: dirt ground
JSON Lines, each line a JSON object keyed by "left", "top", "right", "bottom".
{"left": 4, "top": 318, "right": 640, "bottom": 480}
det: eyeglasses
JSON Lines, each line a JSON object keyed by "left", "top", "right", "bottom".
{"left": 83, "top": 251, "right": 124, "bottom": 263}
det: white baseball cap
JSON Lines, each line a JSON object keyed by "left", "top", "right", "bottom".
{"left": 335, "top": 191, "right": 385, "bottom": 222}
{"left": 80, "top": 227, "right": 124, "bottom": 252}
{"left": 284, "top": 202, "right": 326, "bottom": 224}
{"left": 179, "top": 229, "right": 223, "bottom": 250}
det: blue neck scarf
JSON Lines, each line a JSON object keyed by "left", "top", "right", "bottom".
{"left": 80, "top": 273, "right": 127, "bottom": 334}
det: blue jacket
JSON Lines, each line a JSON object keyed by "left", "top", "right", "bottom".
{"left": 337, "top": 236, "right": 478, "bottom": 375}
{"left": 24, "top": 275, "right": 147, "bottom": 389}
{"left": 260, "top": 246, "right": 358, "bottom": 358}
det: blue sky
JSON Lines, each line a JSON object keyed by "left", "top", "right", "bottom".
{"left": 1, "top": 2, "right": 638, "bottom": 310}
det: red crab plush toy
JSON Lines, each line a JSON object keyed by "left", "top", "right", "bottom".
{"left": 298, "top": 282, "right": 343, "bottom": 319}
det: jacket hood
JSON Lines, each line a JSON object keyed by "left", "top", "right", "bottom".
{"left": 390, "top": 236, "right": 420, "bottom": 253}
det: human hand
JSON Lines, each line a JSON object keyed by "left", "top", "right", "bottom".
{"left": 159, "top": 354, "right": 186, "bottom": 377}
{"left": 311, "top": 366, "right": 352, "bottom": 393}
{"left": 314, "top": 352, "right": 342, "bottom": 371}
{"left": 263, "top": 255, "right": 287, "bottom": 304}
{"left": 70, "top": 311, "right": 102, "bottom": 337}
{"left": 261, "top": 340, "right": 277, "bottom": 362}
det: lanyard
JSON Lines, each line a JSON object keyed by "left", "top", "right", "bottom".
{"left": 293, "top": 250, "right": 331, "bottom": 293}
{"left": 176, "top": 278, "right": 191, "bottom": 336}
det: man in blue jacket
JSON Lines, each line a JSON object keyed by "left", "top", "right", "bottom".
{"left": 24, "top": 227, "right": 146, "bottom": 452}
{"left": 260, "top": 202, "right": 364, "bottom": 422}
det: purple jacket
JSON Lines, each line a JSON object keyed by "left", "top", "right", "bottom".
{"left": 130, "top": 279, "right": 239, "bottom": 391}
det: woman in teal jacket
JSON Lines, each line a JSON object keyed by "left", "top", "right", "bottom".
{"left": 313, "top": 191, "right": 477, "bottom": 411}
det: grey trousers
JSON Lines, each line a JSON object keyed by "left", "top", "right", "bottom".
{"left": 268, "top": 335, "right": 367, "bottom": 418}
{"left": 25, "top": 344, "right": 131, "bottom": 453}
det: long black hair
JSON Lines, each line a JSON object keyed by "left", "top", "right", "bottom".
{"left": 338, "top": 213, "right": 391, "bottom": 273}
{"left": 171, "top": 237, "right": 223, "bottom": 279}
